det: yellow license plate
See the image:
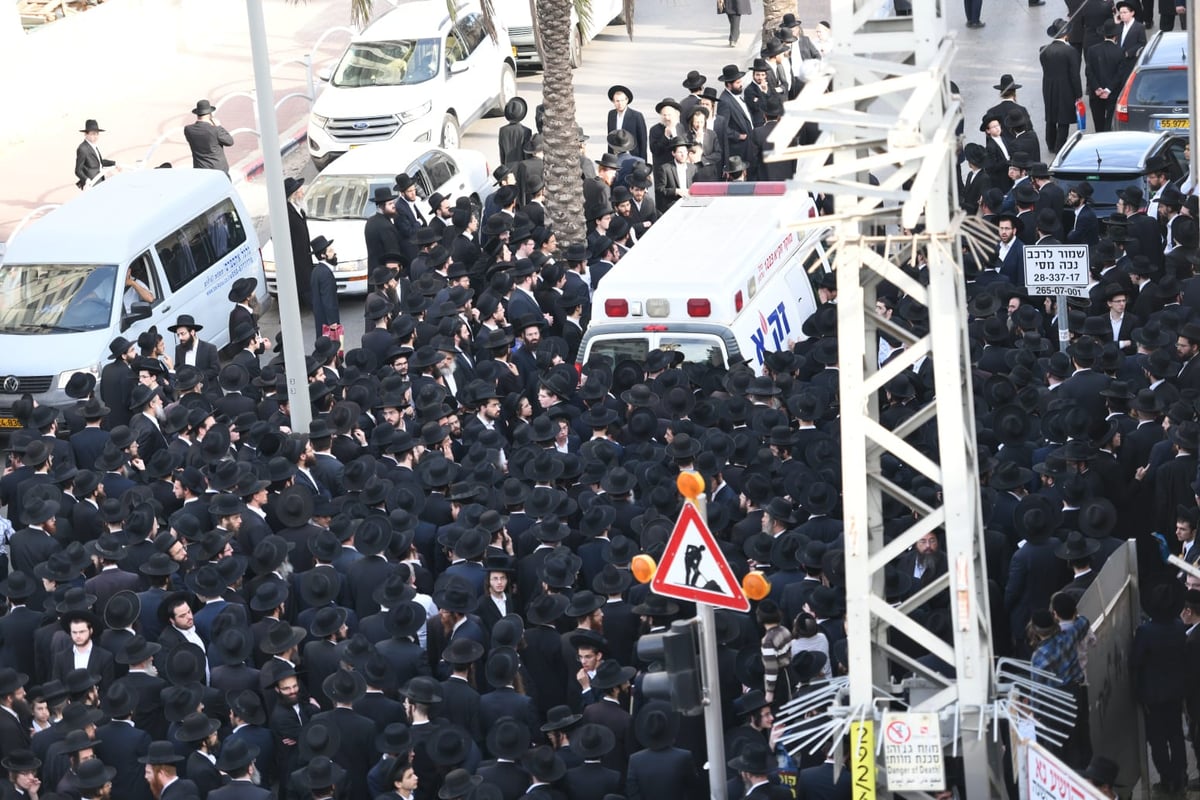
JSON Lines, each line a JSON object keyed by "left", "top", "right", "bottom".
{"left": 0, "top": 417, "right": 21, "bottom": 429}
{"left": 1159, "top": 118, "right": 1190, "bottom": 129}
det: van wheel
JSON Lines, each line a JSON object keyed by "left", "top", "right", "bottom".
{"left": 440, "top": 115, "right": 461, "bottom": 149}
{"left": 488, "top": 64, "right": 518, "bottom": 117}
{"left": 568, "top": 26, "right": 582, "bottom": 68}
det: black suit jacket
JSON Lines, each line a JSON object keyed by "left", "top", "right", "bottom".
{"left": 564, "top": 762, "right": 622, "bottom": 800}
{"left": 75, "top": 140, "right": 115, "bottom": 189}
{"left": 311, "top": 707, "right": 378, "bottom": 800}
{"left": 654, "top": 161, "right": 696, "bottom": 213}
{"left": 716, "top": 91, "right": 754, "bottom": 160}
{"left": 475, "top": 760, "right": 529, "bottom": 800}
{"left": 183, "top": 121, "right": 234, "bottom": 173}
{"left": 51, "top": 644, "right": 115, "bottom": 691}
{"left": 625, "top": 746, "right": 700, "bottom": 800}
{"left": 606, "top": 108, "right": 649, "bottom": 161}
{"left": 208, "top": 781, "right": 270, "bottom": 800}
{"left": 174, "top": 340, "right": 221, "bottom": 383}
{"left": 100, "top": 359, "right": 134, "bottom": 430}
{"left": 94, "top": 720, "right": 152, "bottom": 800}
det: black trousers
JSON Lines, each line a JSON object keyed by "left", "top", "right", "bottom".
{"left": 1046, "top": 121, "right": 1072, "bottom": 153}
{"left": 1145, "top": 699, "right": 1187, "bottom": 789}
{"left": 726, "top": 12, "right": 741, "bottom": 43}
{"left": 1089, "top": 96, "right": 1116, "bottom": 132}
{"left": 963, "top": 0, "right": 982, "bottom": 21}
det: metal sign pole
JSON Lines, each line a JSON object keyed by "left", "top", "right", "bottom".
{"left": 1057, "top": 293, "right": 1070, "bottom": 353}
{"left": 697, "top": 602, "right": 728, "bottom": 800}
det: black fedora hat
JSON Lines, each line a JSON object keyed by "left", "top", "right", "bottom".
{"left": 1014, "top": 494, "right": 1062, "bottom": 541}
{"left": 295, "top": 756, "right": 345, "bottom": 790}
{"left": 485, "top": 648, "right": 520, "bottom": 687}
{"left": 1055, "top": 530, "right": 1100, "bottom": 561}
{"left": 634, "top": 701, "right": 679, "bottom": 750}
{"left": 309, "top": 606, "right": 348, "bottom": 640}
{"left": 215, "top": 737, "right": 259, "bottom": 773}
{"left": 592, "top": 563, "right": 632, "bottom": 596}
{"left": 0, "top": 571, "right": 36, "bottom": 601}
{"left": 175, "top": 711, "right": 220, "bottom": 742}
{"left": 375, "top": 722, "right": 412, "bottom": 756}
{"left": 227, "top": 689, "right": 266, "bottom": 726}
{"left": 525, "top": 592, "right": 569, "bottom": 626}
{"left": 139, "top": 741, "right": 184, "bottom": 765}
{"left": 486, "top": 716, "right": 531, "bottom": 760}
{"left": 522, "top": 745, "right": 567, "bottom": 783}
{"left": 298, "top": 721, "right": 342, "bottom": 761}
{"left": 298, "top": 566, "right": 342, "bottom": 608}
{"left": 438, "top": 768, "right": 482, "bottom": 798}
{"left": 259, "top": 620, "right": 306, "bottom": 654}
{"left": 729, "top": 740, "right": 775, "bottom": 775}
{"left": 115, "top": 635, "right": 160, "bottom": 666}
{"left": 322, "top": 668, "right": 367, "bottom": 705}
{"left": 1, "top": 750, "right": 40, "bottom": 773}
{"left": 103, "top": 590, "right": 140, "bottom": 630}
{"left": 0, "top": 669, "right": 27, "bottom": 697}
{"left": 401, "top": 676, "right": 443, "bottom": 705}
{"left": 589, "top": 659, "right": 635, "bottom": 691}
{"left": 386, "top": 601, "right": 428, "bottom": 639}
{"left": 427, "top": 725, "right": 473, "bottom": 767}
{"left": 719, "top": 64, "right": 746, "bottom": 83}
{"left": 74, "top": 758, "right": 117, "bottom": 791}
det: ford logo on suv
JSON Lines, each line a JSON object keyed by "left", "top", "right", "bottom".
{"left": 352, "top": 121, "right": 370, "bottom": 130}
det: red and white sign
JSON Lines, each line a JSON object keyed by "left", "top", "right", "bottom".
{"left": 651, "top": 501, "right": 749, "bottom": 611}
{"left": 1026, "top": 742, "right": 1107, "bottom": 800}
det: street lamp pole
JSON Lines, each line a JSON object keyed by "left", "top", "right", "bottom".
{"left": 244, "top": 0, "right": 312, "bottom": 433}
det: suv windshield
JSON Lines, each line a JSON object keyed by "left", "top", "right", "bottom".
{"left": 305, "top": 175, "right": 407, "bottom": 220}
{"left": 1132, "top": 71, "right": 1190, "bottom": 105}
{"left": 0, "top": 263, "right": 117, "bottom": 333}
{"left": 332, "top": 39, "right": 441, "bottom": 87}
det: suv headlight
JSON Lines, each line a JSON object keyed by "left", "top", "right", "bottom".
{"left": 399, "top": 101, "right": 433, "bottom": 123}
{"left": 310, "top": 114, "right": 329, "bottom": 128}
{"left": 57, "top": 364, "right": 100, "bottom": 390}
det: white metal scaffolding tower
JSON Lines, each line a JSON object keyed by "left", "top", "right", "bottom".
{"left": 768, "top": 0, "right": 1001, "bottom": 794}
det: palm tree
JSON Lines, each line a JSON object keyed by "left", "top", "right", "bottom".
{"left": 759, "top": 0, "right": 788, "bottom": 38}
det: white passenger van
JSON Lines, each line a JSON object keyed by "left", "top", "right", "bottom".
{"left": 579, "top": 183, "right": 831, "bottom": 373}
{"left": 0, "top": 169, "right": 267, "bottom": 426}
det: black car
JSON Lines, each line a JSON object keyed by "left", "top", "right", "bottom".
{"left": 1048, "top": 130, "right": 1187, "bottom": 216}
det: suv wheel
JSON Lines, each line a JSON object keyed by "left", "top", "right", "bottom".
{"left": 569, "top": 26, "right": 582, "bottom": 68}
{"left": 440, "top": 115, "right": 461, "bottom": 149}
{"left": 489, "top": 64, "right": 518, "bottom": 117}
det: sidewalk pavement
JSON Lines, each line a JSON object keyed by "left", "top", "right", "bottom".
{"left": 0, "top": 0, "right": 358, "bottom": 243}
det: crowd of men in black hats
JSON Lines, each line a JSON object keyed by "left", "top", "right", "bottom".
{"left": 4, "top": 6, "right": 1200, "bottom": 799}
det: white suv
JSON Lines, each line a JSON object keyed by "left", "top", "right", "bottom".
{"left": 308, "top": 0, "right": 517, "bottom": 168}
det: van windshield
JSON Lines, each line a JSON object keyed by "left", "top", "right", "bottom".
{"left": 306, "top": 176, "right": 404, "bottom": 220}
{"left": 0, "top": 263, "right": 117, "bottom": 333}
{"left": 332, "top": 39, "right": 441, "bottom": 87}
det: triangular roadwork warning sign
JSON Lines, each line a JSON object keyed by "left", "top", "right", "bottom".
{"left": 652, "top": 501, "right": 749, "bottom": 611}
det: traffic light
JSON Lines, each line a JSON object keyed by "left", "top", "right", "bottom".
{"left": 636, "top": 619, "right": 704, "bottom": 716}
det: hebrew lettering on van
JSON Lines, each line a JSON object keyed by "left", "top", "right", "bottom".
{"left": 768, "top": 303, "right": 790, "bottom": 349}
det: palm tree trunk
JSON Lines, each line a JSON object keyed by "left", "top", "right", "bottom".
{"left": 537, "top": 0, "right": 585, "bottom": 245}
{"left": 760, "top": 0, "right": 790, "bottom": 39}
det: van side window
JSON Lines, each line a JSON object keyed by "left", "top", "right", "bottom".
{"left": 122, "top": 252, "right": 162, "bottom": 317}
{"left": 157, "top": 198, "right": 248, "bottom": 292}
{"left": 446, "top": 30, "right": 466, "bottom": 65}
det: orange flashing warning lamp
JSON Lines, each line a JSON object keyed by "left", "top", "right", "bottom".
{"left": 631, "top": 554, "right": 657, "bottom": 584}
{"left": 676, "top": 471, "right": 705, "bottom": 501}
{"left": 743, "top": 571, "right": 771, "bottom": 600}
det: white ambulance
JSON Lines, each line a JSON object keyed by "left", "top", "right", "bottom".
{"left": 578, "top": 183, "right": 832, "bottom": 373}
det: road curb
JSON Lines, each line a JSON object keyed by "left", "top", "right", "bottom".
{"left": 235, "top": 118, "right": 310, "bottom": 184}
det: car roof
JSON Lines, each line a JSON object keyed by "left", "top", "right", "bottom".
{"left": 315, "top": 143, "right": 443, "bottom": 176}
{"left": 1140, "top": 31, "right": 1188, "bottom": 68}
{"left": 4, "top": 170, "right": 240, "bottom": 265}
{"left": 1051, "top": 131, "right": 1169, "bottom": 173}
{"left": 353, "top": 0, "right": 471, "bottom": 39}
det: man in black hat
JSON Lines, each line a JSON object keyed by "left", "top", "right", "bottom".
{"left": 654, "top": 137, "right": 695, "bottom": 214}
{"left": 208, "top": 738, "right": 267, "bottom": 800}
{"left": 606, "top": 86, "right": 648, "bottom": 162}
{"left": 365, "top": 188, "right": 404, "bottom": 276}
{"left": 140, "top": 740, "right": 197, "bottom": 800}
{"left": 986, "top": 74, "right": 1029, "bottom": 138}
{"left": 716, "top": 65, "right": 754, "bottom": 161}
{"left": 100, "top": 338, "right": 137, "bottom": 431}
{"left": 1040, "top": 20, "right": 1083, "bottom": 154}
{"left": 282, "top": 175, "right": 314, "bottom": 308}
{"left": 729, "top": 740, "right": 792, "bottom": 799}
{"left": 312, "top": 669, "right": 376, "bottom": 800}
{"left": 498, "top": 96, "right": 532, "bottom": 166}
{"left": 0, "top": 670, "right": 29, "bottom": 757}
{"left": 1114, "top": 2, "right": 1147, "bottom": 73}
{"left": 1085, "top": 20, "right": 1124, "bottom": 132}
{"left": 1, "top": 749, "right": 42, "bottom": 800}
{"left": 167, "top": 315, "right": 218, "bottom": 384}
{"left": 75, "top": 119, "right": 116, "bottom": 190}
{"left": 308, "top": 236, "right": 340, "bottom": 340}
{"left": 184, "top": 100, "right": 234, "bottom": 175}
